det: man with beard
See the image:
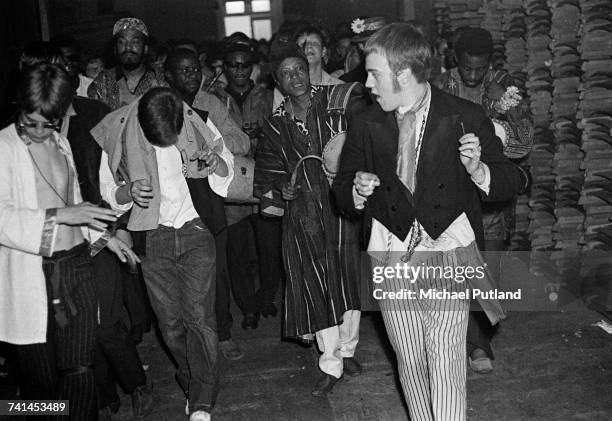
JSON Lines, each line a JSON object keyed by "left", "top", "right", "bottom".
{"left": 88, "top": 17, "right": 166, "bottom": 110}
{"left": 88, "top": 17, "right": 160, "bottom": 347}
{"left": 165, "top": 47, "right": 249, "bottom": 361}
{"left": 212, "top": 41, "right": 282, "bottom": 334}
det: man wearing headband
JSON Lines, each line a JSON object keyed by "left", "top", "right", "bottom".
{"left": 255, "top": 39, "right": 367, "bottom": 396}
{"left": 88, "top": 17, "right": 167, "bottom": 110}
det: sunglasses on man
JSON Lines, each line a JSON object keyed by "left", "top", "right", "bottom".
{"left": 224, "top": 61, "right": 253, "bottom": 70}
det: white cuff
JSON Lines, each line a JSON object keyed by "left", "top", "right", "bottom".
{"left": 352, "top": 185, "right": 367, "bottom": 210}
{"left": 107, "top": 183, "right": 133, "bottom": 212}
{"left": 208, "top": 142, "right": 234, "bottom": 197}
{"left": 471, "top": 163, "right": 491, "bottom": 195}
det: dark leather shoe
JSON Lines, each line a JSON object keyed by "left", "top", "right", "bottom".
{"left": 343, "top": 357, "right": 362, "bottom": 376}
{"left": 241, "top": 313, "right": 260, "bottom": 330}
{"left": 261, "top": 303, "right": 278, "bottom": 318}
{"left": 311, "top": 373, "right": 342, "bottom": 396}
{"left": 131, "top": 382, "right": 153, "bottom": 419}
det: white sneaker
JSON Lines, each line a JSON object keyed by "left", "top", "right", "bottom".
{"left": 189, "top": 410, "right": 211, "bottom": 421}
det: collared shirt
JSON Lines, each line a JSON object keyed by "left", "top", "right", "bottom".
{"left": 87, "top": 66, "right": 167, "bottom": 110}
{"left": 153, "top": 144, "right": 200, "bottom": 228}
{"left": 353, "top": 84, "right": 491, "bottom": 253}
{"left": 76, "top": 74, "right": 93, "bottom": 98}
{"left": 99, "top": 114, "right": 231, "bottom": 229}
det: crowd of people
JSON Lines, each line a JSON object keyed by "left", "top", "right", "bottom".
{"left": 0, "top": 14, "right": 533, "bottom": 421}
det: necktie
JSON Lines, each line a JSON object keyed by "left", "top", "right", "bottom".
{"left": 395, "top": 88, "right": 429, "bottom": 192}
{"left": 394, "top": 86, "right": 430, "bottom": 262}
{"left": 396, "top": 110, "right": 417, "bottom": 192}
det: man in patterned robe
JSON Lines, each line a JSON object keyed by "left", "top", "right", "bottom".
{"left": 254, "top": 40, "right": 366, "bottom": 396}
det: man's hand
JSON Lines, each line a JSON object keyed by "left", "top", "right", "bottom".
{"left": 129, "top": 179, "right": 154, "bottom": 208}
{"left": 190, "top": 148, "right": 228, "bottom": 176}
{"left": 115, "top": 228, "right": 133, "bottom": 248}
{"left": 105, "top": 236, "right": 141, "bottom": 265}
{"left": 56, "top": 202, "right": 118, "bottom": 230}
{"left": 458, "top": 133, "right": 485, "bottom": 182}
{"left": 486, "top": 82, "right": 505, "bottom": 103}
{"left": 353, "top": 171, "right": 380, "bottom": 198}
{"left": 281, "top": 183, "right": 300, "bottom": 201}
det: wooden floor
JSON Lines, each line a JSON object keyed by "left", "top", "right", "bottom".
{"left": 1, "top": 253, "right": 610, "bottom": 420}
{"left": 113, "top": 253, "right": 612, "bottom": 421}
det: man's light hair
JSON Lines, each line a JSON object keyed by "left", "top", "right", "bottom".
{"left": 364, "top": 23, "right": 433, "bottom": 83}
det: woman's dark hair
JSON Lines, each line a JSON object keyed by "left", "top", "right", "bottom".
{"left": 17, "top": 62, "right": 73, "bottom": 121}
{"left": 138, "top": 87, "right": 184, "bottom": 147}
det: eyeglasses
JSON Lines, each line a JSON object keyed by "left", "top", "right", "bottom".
{"left": 225, "top": 61, "right": 253, "bottom": 70}
{"left": 18, "top": 116, "right": 61, "bottom": 132}
{"left": 176, "top": 66, "right": 201, "bottom": 76}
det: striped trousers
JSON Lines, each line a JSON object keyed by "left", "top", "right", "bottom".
{"left": 377, "top": 248, "right": 470, "bottom": 421}
{"left": 17, "top": 243, "right": 97, "bottom": 421}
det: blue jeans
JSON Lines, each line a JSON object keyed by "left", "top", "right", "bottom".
{"left": 141, "top": 218, "right": 218, "bottom": 412}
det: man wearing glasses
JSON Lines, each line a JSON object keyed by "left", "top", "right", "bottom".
{"left": 209, "top": 41, "right": 282, "bottom": 336}
{"left": 165, "top": 47, "right": 250, "bottom": 361}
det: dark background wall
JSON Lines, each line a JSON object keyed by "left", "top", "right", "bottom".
{"left": 0, "top": 0, "right": 434, "bottom": 122}
{"left": 9, "top": 0, "right": 433, "bottom": 50}
{"left": 283, "top": 0, "right": 433, "bottom": 32}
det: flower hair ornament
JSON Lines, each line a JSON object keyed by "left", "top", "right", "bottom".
{"left": 351, "top": 18, "right": 366, "bottom": 34}
{"left": 349, "top": 17, "right": 387, "bottom": 41}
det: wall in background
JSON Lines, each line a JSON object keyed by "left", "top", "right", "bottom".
{"left": 282, "top": 0, "right": 433, "bottom": 34}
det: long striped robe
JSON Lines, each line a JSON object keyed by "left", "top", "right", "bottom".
{"left": 254, "top": 84, "right": 365, "bottom": 337}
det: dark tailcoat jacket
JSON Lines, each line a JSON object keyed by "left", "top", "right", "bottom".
{"left": 332, "top": 86, "right": 529, "bottom": 249}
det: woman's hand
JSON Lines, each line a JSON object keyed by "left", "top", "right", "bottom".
{"left": 56, "top": 202, "right": 118, "bottom": 230}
